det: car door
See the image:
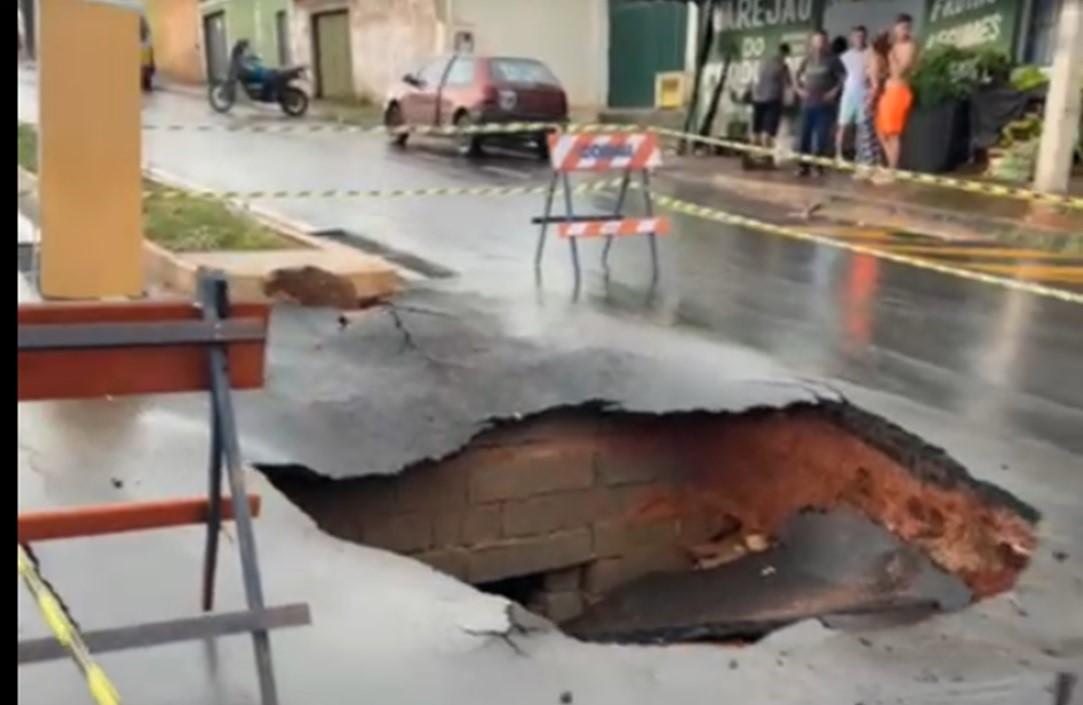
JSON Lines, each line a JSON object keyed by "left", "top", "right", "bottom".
{"left": 436, "top": 55, "right": 477, "bottom": 126}
{"left": 401, "top": 57, "right": 449, "bottom": 125}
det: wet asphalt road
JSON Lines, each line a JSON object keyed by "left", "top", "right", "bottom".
{"left": 16, "top": 71, "right": 1083, "bottom": 457}
{"left": 16, "top": 73, "right": 1083, "bottom": 705}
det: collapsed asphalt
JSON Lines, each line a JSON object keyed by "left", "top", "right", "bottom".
{"left": 16, "top": 71, "right": 1083, "bottom": 705}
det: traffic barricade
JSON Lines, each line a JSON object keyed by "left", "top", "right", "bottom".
{"left": 533, "top": 131, "right": 669, "bottom": 291}
{"left": 17, "top": 270, "right": 310, "bottom": 705}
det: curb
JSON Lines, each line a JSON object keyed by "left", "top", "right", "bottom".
{"left": 18, "top": 164, "right": 402, "bottom": 304}
{"left": 663, "top": 162, "right": 1083, "bottom": 244}
{"left": 141, "top": 165, "right": 402, "bottom": 302}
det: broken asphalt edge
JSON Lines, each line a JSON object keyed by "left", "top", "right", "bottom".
{"left": 258, "top": 396, "right": 1040, "bottom": 525}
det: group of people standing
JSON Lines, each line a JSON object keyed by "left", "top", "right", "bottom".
{"left": 750, "top": 14, "right": 919, "bottom": 180}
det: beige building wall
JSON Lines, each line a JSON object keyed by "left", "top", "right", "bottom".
{"left": 290, "top": 0, "right": 606, "bottom": 109}
{"left": 292, "top": 0, "right": 442, "bottom": 103}
{"left": 449, "top": 0, "right": 606, "bottom": 109}
{"left": 147, "top": 0, "right": 205, "bottom": 84}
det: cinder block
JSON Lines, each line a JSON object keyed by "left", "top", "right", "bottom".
{"left": 396, "top": 461, "right": 468, "bottom": 511}
{"left": 544, "top": 566, "right": 583, "bottom": 592}
{"left": 503, "top": 489, "right": 600, "bottom": 537}
{"left": 316, "top": 476, "right": 399, "bottom": 520}
{"left": 432, "top": 511, "right": 462, "bottom": 548}
{"left": 468, "top": 529, "right": 592, "bottom": 583}
{"left": 462, "top": 504, "right": 503, "bottom": 545}
{"left": 361, "top": 512, "right": 432, "bottom": 553}
{"left": 538, "top": 591, "right": 584, "bottom": 623}
{"left": 583, "top": 545, "right": 688, "bottom": 595}
{"left": 469, "top": 446, "right": 594, "bottom": 502}
{"left": 593, "top": 518, "right": 678, "bottom": 558}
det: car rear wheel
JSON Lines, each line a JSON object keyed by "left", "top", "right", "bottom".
{"left": 453, "top": 112, "right": 482, "bottom": 158}
{"left": 385, "top": 103, "right": 408, "bottom": 147}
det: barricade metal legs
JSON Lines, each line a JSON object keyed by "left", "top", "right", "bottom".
{"left": 533, "top": 130, "right": 666, "bottom": 292}
{"left": 600, "top": 172, "right": 632, "bottom": 274}
{"left": 533, "top": 172, "right": 560, "bottom": 275}
{"left": 641, "top": 170, "right": 660, "bottom": 285}
{"left": 199, "top": 272, "right": 278, "bottom": 705}
{"left": 561, "top": 173, "right": 583, "bottom": 293}
{"left": 17, "top": 269, "right": 308, "bottom": 705}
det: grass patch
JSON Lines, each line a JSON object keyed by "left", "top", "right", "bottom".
{"left": 143, "top": 183, "right": 295, "bottom": 252}
{"left": 18, "top": 122, "right": 38, "bottom": 173}
{"left": 18, "top": 123, "right": 293, "bottom": 252}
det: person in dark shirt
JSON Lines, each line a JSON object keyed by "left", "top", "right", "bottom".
{"left": 795, "top": 30, "right": 845, "bottom": 176}
{"left": 750, "top": 43, "right": 794, "bottom": 150}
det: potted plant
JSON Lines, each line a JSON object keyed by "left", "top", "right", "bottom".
{"left": 902, "top": 46, "right": 1010, "bottom": 173}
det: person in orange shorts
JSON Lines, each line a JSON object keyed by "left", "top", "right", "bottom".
{"left": 877, "top": 14, "right": 918, "bottom": 174}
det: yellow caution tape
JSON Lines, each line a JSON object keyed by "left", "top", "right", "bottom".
{"left": 20, "top": 177, "right": 625, "bottom": 202}
{"left": 142, "top": 121, "right": 629, "bottom": 137}
{"left": 139, "top": 119, "right": 1081, "bottom": 210}
{"left": 652, "top": 193, "right": 1083, "bottom": 306}
{"left": 17, "top": 545, "right": 122, "bottom": 705}
{"left": 155, "top": 178, "right": 621, "bottom": 201}
{"left": 651, "top": 127, "right": 1083, "bottom": 212}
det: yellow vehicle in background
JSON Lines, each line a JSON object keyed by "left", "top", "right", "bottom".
{"left": 140, "top": 16, "right": 155, "bottom": 91}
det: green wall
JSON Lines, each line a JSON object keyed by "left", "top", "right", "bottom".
{"left": 608, "top": 0, "right": 688, "bottom": 108}
{"left": 202, "top": 0, "right": 289, "bottom": 68}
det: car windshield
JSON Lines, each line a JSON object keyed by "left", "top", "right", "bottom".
{"left": 489, "top": 58, "right": 559, "bottom": 86}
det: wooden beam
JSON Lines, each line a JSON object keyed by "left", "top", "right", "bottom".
{"left": 17, "top": 301, "right": 270, "bottom": 400}
{"left": 18, "top": 495, "right": 262, "bottom": 542}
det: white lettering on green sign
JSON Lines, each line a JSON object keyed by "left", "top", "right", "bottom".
{"left": 928, "top": 0, "right": 998, "bottom": 24}
{"left": 926, "top": 13, "right": 1002, "bottom": 49}
{"left": 716, "top": 0, "right": 814, "bottom": 33}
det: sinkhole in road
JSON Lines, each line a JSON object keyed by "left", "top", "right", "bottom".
{"left": 259, "top": 401, "right": 1038, "bottom": 645}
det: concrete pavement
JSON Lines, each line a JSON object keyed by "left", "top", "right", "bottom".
{"left": 17, "top": 290, "right": 1083, "bottom": 705}
{"left": 16, "top": 68, "right": 1083, "bottom": 705}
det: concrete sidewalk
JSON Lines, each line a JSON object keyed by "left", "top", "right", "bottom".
{"left": 660, "top": 154, "right": 1083, "bottom": 249}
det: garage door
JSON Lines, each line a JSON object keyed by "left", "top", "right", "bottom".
{"left": 608, "top": 0, "right": 687, "bottom": 108}
{"left": 203, "top": 11, "right": 228, "bottom": 83}
{"left": 314, "top": 10, "right": 353, "bottom": 99}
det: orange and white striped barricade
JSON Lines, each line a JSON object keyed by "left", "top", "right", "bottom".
{"left": 533, "top": 131, "right": 668, "bottom": 291}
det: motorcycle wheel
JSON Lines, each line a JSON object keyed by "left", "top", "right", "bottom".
{"left": 208, "top": 82, "right": 235, "bottom": 114}
{"left": 279, "top": 87, "right": 309, "bottom": 117}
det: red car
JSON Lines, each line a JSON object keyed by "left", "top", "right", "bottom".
{"left": 384, "top": 54, "right": 568, "bottom": 158}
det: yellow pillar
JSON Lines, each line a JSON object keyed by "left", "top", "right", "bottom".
{"left": 39, "top": 0, "right": 143, "bottom": 299}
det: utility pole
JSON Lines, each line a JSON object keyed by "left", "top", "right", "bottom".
{"left": 39, "top": 0, "right": 144, "bottom": 298}
{"left": 1033, "top": 0, "right": 1082, "bottom": 194}
{"left": 19, "top": 0, "right": 35, "bottom": 59}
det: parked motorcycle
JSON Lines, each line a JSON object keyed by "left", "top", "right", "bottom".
{"left": 208, "top": 40, "right": 309, "bottom": 117}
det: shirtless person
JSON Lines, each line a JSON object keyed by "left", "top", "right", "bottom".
{"left": 876, "top": 14, "right": 918, "bottom": 173}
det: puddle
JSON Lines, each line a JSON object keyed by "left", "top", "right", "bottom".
{"left": 259, "top": 401, "right": 1038, "bottom": 644}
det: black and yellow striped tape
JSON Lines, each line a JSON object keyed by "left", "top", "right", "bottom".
{"left": 652, "top": 193, "right": 1083, "bottom": 305}
{"left": 17, "top": 545, "right": 121, "bottom": 705}
{"left": 19, "top": 178, "right": 625, "bottom": 202}
{"left": 650, "top": 127, "right": 1083, "bottom": 212}
{"left": 140, "top": 120, "right": 1082, "bottom": 211}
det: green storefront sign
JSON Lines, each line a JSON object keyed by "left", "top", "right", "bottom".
{"left": 714, "top": 0, "right": 826, "bottom": 92}
{"left": 924, "top": 0, "right": 1021, "bottom": 55}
